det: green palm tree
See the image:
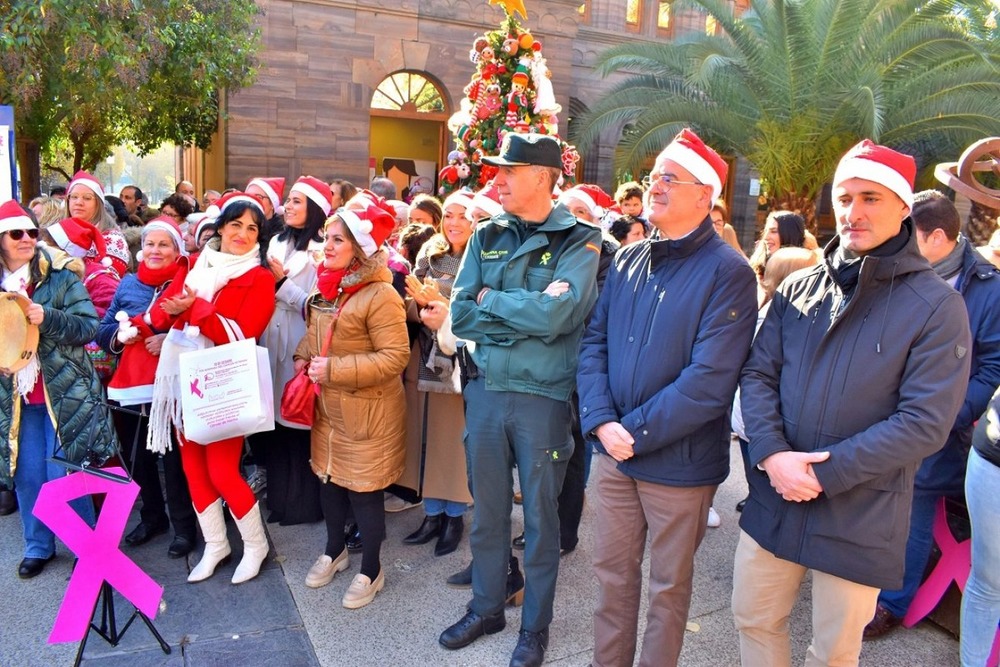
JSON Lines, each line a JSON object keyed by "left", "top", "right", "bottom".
{"left": 572, "top": 0, "right": 1000, "bottom": 227}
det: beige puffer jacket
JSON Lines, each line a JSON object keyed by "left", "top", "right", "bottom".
{"left": 295, "top": 262, "right": 409, "bottom": 492}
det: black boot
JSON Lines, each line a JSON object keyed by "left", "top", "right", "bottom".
{"left": 446, "top": 561, "right": 472, "bottom": 588}
{"left": 0, "top": 487, "right": 17, "bottom": 516}
{"left": 509, "top": 627, "right": 548, "bottom": 667}
{"left": 345, "top": 523, "right": 363, "bottom": 552}
{"left": 403, "top": 514, "right": 443, "bottom": 545}
{"left": 434, "top": 515, "right": 464, "bottom": 556}
{"left": 506, "top": 554, "right": 524, "bottom": 607}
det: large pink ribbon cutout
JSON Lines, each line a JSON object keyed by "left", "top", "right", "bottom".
{"left": 32, "top": 467, "right": 164, "bottom": 643}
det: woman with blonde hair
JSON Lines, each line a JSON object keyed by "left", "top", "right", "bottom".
{"left": 399, "top": 190, "right": 475, "bottom": 556}
{"left": 296, "top": 203, "right": 409, "bottom": 609}
{"left": 29, "top": 196, "right": 65, "bottom": 228}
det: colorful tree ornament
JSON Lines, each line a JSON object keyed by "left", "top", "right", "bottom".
{"left": 443, "top": 0, "right": 579, "bottom": 194}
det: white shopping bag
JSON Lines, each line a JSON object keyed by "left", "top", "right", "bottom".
{"left": 179, "top": 338, "right": 274, "bottom": 444}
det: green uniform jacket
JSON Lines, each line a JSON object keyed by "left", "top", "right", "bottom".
{"left": 450, "top": 203, "right": 601, "bottom": 401}
{"left": 0, "top": 247, "right": 119, "bottom": 486}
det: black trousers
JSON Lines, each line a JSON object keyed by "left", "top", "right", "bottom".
{"left": 113, "top": 403, "right": 195, "bottom": 539}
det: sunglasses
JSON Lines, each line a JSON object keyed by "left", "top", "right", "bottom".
{"left": 6, "top": 229, "right": 39, "bottom": 241}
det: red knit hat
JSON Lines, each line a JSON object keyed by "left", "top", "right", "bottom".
{"left": 246, "top": 177, "right": 286, "bottom": 216}
{"left": 336, "top": 204, "right": 396, "bottom": 258}
{"left": 0, "top": 200, "right": 34, "bottom": 234}
{"left": 559, "top": 184, "right": 614, "bottom": 220}
{"left": 48, "top": 217, "right": 111, "bottom": 267}
{"left": 833, "top": 139, "right": 916, "bottom": 208}
{"left": 656, "top": 128, "right": 728, "bottom": 200}
{"left": 290, "top": 176, "right": 334, "bottom": 216}
{"left": 68, "top": 170, "right": 105, "bottom": 200}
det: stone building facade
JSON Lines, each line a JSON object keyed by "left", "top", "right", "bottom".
{"left": 196, "top": 0, "right": 759, "bottom": 238}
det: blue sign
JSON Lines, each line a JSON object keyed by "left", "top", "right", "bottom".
{"left": 0, "top": 106, "right": 16, "bottom": 202}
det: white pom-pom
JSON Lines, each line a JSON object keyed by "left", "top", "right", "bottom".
{"left": 358, "top": 219, "right": 373, "bottom": 235}
{"left": 136, "top": 250, "right": 143, "bottom": 262}
{"left": 185, "top": 325, "right": 201, "bottom": 339}
{"left": 275, "top": 205, "right": 284, "bottom": 217}
{"left": 101, "top": 257, "right": 113, "bottom": 268}
{"left": 115, "top": 310, "right": 129, "bottom": 323}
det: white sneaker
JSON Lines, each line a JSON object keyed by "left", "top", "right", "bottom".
{"left": 305, "top": 549, "right": 349, "bottom": 589}
{"left": 707, "top": 507, "right": 721, "bottom": 528}
{"left": 342, "top": 570, "right": 385, "bottom": 609}
{"left": 384, "top": 493, "right": 421, "bottom": 513}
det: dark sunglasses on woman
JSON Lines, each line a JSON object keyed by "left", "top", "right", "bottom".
{"left": 6, "top": 229, "right": 39, "bottom": 241}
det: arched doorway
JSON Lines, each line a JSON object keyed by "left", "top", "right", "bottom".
{"left": 369, "top": 71, "right": 450, "bottom": 200}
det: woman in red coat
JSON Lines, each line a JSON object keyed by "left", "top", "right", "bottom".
{"left": 149, "top": 193, "right": 276, "bottom": 585}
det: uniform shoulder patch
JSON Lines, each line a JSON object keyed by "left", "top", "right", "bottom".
{"left": 956, "top": 345, "right": 968, "bottom": 359}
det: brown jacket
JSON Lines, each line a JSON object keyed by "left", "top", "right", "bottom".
{"left": 295, "top": 261, "right": 409, "bottom": 492}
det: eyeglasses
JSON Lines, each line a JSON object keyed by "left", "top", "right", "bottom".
{"left": 6, "top": 229, "right": 39, "bottom": 241}
{"left": 641, "top": 173, "right": 705, "bottom": 190}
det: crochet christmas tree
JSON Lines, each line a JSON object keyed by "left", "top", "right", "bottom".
{"left": 441, "top": 3, "right": 579, "bottom": 195}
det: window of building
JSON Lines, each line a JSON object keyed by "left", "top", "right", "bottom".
{"left": 658, "top": 1, "right": 673, "bottom": 36}
{"left": 626, "top": 0, "right": 643, "bottom": 33}
{"left": 370, "top": 72, "right": 445, "bottom": 114}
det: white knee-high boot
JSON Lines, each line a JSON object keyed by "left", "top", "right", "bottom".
{"left": 231, "top": 502, "right": 269, "bottom": 584}
{"left": 187, "top": 499, "right": 232, "bottom": 583}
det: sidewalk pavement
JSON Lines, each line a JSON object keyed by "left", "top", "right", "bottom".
{"left": 0, "top": 443, "right": 960, "bottom": 666}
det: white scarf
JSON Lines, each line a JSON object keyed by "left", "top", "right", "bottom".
{"left": 2, "top": 265, "right": 41, "bottom": 399}
{"left": 184, "top": 239, "right": 262, "bottom": 301}
{"left": 146, "top": 241, "right": 262, "bottom": 454}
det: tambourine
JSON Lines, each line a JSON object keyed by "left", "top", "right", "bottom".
{"left": 0, "top": 293, "right": 40, "bottom": 374}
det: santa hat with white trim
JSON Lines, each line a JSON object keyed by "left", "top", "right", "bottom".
{"left": 559, "top": 184, "right": 615, "bottom": 220}
{"left": 48, "top": 217, "right": 112, "bottom": 267}
{"left": 68, "top": 170, "right": 105, "bottom": 200}
{"left": 336, "top": 204, "right": 396, "bottom": 258}
{"left": 833, "top": 139, "right": 915, "bottom": 209}
{"left": 467, "top": 182, "right": 504, "bottom": 221}
{"left": 655, "top": 128, "right": 728, "bottom": 200}
{"left": 290, "top": 176, "right": 334, "bottom": 217}
{"left": 215, "top": 191, "right": 265, "bottom": 217}
{"left": 0, "top": 200, "right": 35, "bottom": 234}
{"left": 138, "top": 216, "right": 188, "bottom": 260}
{"left": 443, "top": 189, "right": 476, "bottom": 213}
{"left": 246, "top": 177, "right": 286, "bottom": 216}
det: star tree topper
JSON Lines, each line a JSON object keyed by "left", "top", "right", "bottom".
{"left": 489, "top": 0, "right": 528, "bottom": 20}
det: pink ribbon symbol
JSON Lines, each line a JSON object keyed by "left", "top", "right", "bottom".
{"left": 190, "top": 377, "right": 203, "bottom": 398}
{"left": 32, "top": 468, "right": 164, "bottom": 643}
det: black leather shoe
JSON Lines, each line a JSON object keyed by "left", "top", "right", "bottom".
{"left": 511, "top": 532, "right": 525, "bottom": 550}
{"left": 167, "top": 534, "right": 195, "bottom": 559}
{"left": 509, "top": 627, "right": 548, "bottom": 667}
{"left": 0, "top": 488, "right": 17, "bottom": 516}
{"left": 434, "top": 515, "right": 464, "bottom": 556}
{"left": 736, "top": 497, "right": 748, "bottom": 512}
{"left": 439, "top": 609, "right": 506, "bottom": 650}
{"left": 18, "top": 555, "right": 55, "bottom": 579}
{"left": 446, "top": 562, "right": 472, "bottom": 588}
{"left": 345, "top": 523, "right": 363, "bottom": 552}
{"left": 404, "top": 514, "right": 443, "bottom": 545}
{"left": 506, "top": 555, "right": 525, "bottom": 607}
{"left": 125, "top": 519, "right": 169, "bottom": 546}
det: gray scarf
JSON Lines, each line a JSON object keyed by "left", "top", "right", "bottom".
{"left": 931, "top": 235, "right": 966, "bottom": 282}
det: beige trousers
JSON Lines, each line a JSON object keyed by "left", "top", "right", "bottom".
{"left": 732, "top": 531, "right": 879, "bottom": 667}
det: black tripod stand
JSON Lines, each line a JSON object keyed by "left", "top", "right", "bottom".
{"left": 73, "top": 580, "right": 171, "bottom": 666}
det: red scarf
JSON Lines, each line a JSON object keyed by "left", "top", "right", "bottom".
{"left": 316, "top": 265, "right": 369, "bottom": 302}
{"left": 138, "top": 259, "right": 181, "bottom": 288}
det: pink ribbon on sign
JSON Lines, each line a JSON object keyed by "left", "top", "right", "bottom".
{"left": 32, "top": 467, "right": 164, "bottom": 643}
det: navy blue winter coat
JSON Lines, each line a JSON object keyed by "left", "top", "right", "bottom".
{"left": 577, "top": 217, "right": 757, "bottom": 487}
